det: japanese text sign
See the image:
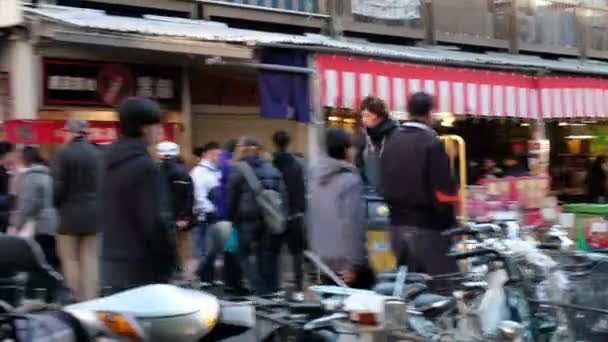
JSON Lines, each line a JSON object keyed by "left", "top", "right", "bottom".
{"left": 43, "top": 59, "right": 180, "bottom": 108}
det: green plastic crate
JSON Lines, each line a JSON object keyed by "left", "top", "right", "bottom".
{"left": 563, "top": 204, "right": 608, "bottom": 251}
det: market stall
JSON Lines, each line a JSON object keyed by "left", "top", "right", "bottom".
{"left": 315, "top": 52, "right": 608, "bottom": 254}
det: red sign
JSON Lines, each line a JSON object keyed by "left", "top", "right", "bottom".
{"left": 3, "top": 120, "right": 176, "bottom": 144}
{"left": 480, "top": 176, "right": 551, "bottom": 210}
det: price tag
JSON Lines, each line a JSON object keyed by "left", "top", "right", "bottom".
{"left": 591, "top": 221, "right": 608, "bottom": 233}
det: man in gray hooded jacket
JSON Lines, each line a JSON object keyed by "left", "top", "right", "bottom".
{"left": 309, "top": 129, "right": 370, "bottom": 287}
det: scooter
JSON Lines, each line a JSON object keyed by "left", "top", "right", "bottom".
{"left": 66, "top": 283, "right": 255, "bottom": 341}
{"left": 0, "top": 235, "right": 255, "bottom": 341}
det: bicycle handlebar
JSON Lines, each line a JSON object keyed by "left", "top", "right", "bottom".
{"left": 448, "top": 248, "right": 500, "bottom": 260}
{"left": 442, "top": 223, "right": 501, "bottom": 238}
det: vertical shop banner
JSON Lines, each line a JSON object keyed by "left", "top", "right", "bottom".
{"left": 0, "top": 72, "right": 10, "bottom": 120}
{"left": 528, "top": 139, "right": 550, "bottom": 176}
{"left": 351, "top": 0, "right": 420, "bottom": 20}
{"left": 43, "top": 59, "right": 181, "bottom": 108}
{"left": 258, "top": 49, "right": 310, "bottom": 123}
{"left": 4, "top": 120, "right": 176, "bottom": 144}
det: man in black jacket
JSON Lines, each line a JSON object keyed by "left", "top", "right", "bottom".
{"left": 356, "top": 96, "right": 398, "bottom": 193}
{"left": 157, "top": 141, "right": 194, "bottom": 280}
{"left": 0, "top": 142, "right": 16, "bottom": 234}
{"left": 53, "top": 120, "right": 103, "bottom": 300}
{"left": 380, "top": 92, "right": 459, "bottom": 276}
{"left": 272, "top": 131, "right": 306, "bottom": 298}
{"left": 101, "top": 98, "right": 176, "bottom": 293}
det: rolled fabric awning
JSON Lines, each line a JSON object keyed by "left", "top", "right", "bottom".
{"left": 316, "top": 54, "right": 608, "bottom": 119}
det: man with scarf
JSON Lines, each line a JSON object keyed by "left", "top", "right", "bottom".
{"left": 356, "top": 96, "right": 398, "bottom": 194}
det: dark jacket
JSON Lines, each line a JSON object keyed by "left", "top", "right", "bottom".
{"left": 53, "top": 137, "right": 102, "bottom": 235}
{"left": 226, "top": 155, "right": 286, "bottom": 230}
{"left": 273, "top": 152, "right": 306, "bottom": 215}
{"left": 101, "top": 137, "right": 176, "bottom": 285}
{"left": 356, "top": 118, "right": 398, "bottom": 192}
{"left": 589, "top": 157, "right": 607, "bottom": 202}
{"left": 0, "top": 165, "right": 14, "bottom": 232}
{"left": 380, "top": 121, "right": 458, "bottom": 230}
{"left": 160, "top": 159, "right": 194, "bottom": 225}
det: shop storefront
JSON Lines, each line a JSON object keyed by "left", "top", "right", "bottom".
{"left": 2, "top": 58, "right": 181, "bottom": 157}
{"left": 315, "top": 53, "right": 608, "bottom": 222}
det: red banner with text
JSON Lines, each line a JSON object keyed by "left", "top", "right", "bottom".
{"left": 3, "top": 120, "right": 176, "bottom": 145}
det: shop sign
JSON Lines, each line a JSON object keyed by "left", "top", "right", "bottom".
{"left": 480, "top": 176, "right": 551, "bottom": 210}
{"left": 351, "top": 0, "right": 420, "bottom": 20}
{"left": 528, "top": 139, "right": 550, "bottom": 176}
{"left": 4, "top": 120, "right": 175, "bottom": 144}
{"left": 0, "top": 72, "right": 10, "bottom": 120}
{"left": 43, "top": 59, "right": 180, "bottom": 107}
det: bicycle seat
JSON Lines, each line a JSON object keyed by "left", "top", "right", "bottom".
{"left": 376, "top": 272, "right": 432, "bottom": 284}
{"left": 411, "top": 293, "right": 456, "bottom": 318}
{"left": 373, "top": 282, "right": 428, "bottom": 300}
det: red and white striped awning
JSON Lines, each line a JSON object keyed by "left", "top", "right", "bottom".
{"left": 316, "top": 54, "right": 608, "bottom": 119}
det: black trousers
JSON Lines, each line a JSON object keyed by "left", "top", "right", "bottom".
{"left": 28, "top": 234, "right": 61, "bottom": 301}
{"left": 270, "top": 216, "right": 306, "bottom": 292}
{"left": 34, "top": 234, "right": 60, "bottom": 271}
{"left": 389, "top": 225, "right": 459, "bottom": 276}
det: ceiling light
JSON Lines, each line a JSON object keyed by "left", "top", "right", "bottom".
{"left": 565, "top": 135, "right": 595, "bottom": 140}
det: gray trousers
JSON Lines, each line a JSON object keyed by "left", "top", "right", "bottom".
{"left": 389, "top": 225, "right": 459, "bottom": 276}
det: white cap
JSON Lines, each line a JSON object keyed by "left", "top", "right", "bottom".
{"left": 156, "top": 141, "right": 180, "bottom": 158}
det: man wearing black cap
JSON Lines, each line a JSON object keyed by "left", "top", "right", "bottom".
{"left": 101, "top": 97, "right": 176, "bottom": 293}
{"left": 380, "top": 92, "right": 459, "bottom": 276}
{"left": 53, "top": 119, "right": 102, "bottom": 300}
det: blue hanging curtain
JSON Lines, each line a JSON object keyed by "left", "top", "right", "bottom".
{"left": 258, "top": 49, "right": 310, "bottom": 123}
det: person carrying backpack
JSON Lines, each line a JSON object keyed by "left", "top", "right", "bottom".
{"left": 226, "top": 136, "right": 287, "bottom": 295}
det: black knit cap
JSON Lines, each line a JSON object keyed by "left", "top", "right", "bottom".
{"left": 118, "top": 97, "right": 161, "bottom": 137}
{"left": 325, "top": 128, "right": 352, "bottom": 160}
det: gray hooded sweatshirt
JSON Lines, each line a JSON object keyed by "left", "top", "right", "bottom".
{"left": 308, "top": 157, "right": 367, "bottom": 272}
{"left": 13, "top": 164, "right": 58, "bottom": 236}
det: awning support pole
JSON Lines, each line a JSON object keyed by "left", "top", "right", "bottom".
{"left": 205, "top": 59, "right": 315, "bottom": 75}
{"left": 180, "top": 62, "right": 193, "bottom": 161}
{"left": 307, "top": 54, "right": 324, "bottom": 162}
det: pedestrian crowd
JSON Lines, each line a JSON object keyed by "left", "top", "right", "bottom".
{"left": 0, "top": 91, "right": 460, "bottom": 301}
